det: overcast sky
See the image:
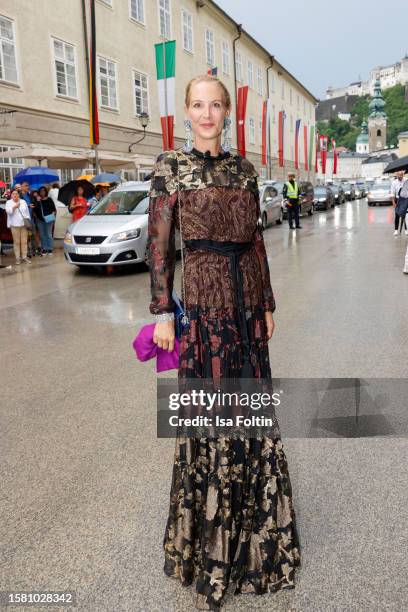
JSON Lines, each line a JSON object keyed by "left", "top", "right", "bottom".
{"left": 215, "top": 0, "right": 408, "bottom": 99}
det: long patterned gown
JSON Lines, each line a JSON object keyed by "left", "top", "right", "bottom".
{"left": 147, "top": 146, "right": 301, "bottom": 610}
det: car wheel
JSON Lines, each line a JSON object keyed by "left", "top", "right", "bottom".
{"left": 276, "top": 209, "right": 283, "bottom": 224}
{"left": 262, "top": 212, "right": 268, "bottom": 230}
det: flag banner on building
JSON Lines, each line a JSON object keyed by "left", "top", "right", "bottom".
{"left": 89, "top": 0, "right": 99, "bottom": 145}
{"left": 207, "top": 67, "right": 218, "bottom": 76}
{"left": 303, "top": 125, "right": 309, "bottom": 171}
{"left": 261, "top": 99, "right": 270, "bottom": 166}
{"left": 332, "top": 138, "right": 338, "bottom": 174}
{"left": 315, "top": 130, "right": 319, "bottom": 173}
{"left": 320, "top": 134, "right": 328, "bottom": 174}
{"left": 278, "top": 110, "right": 286, "bottom": 167}
{"left": 294, "top": 119, "right": 301, "bottom": 170}
{"left": 236, "top": 85, "right": 248, "bottom": 157}
{"left": 309, "top": 125, "right": 315, "bottom": 170}
{"left": 155, "top": 40, "right": 176, "bottom": 151}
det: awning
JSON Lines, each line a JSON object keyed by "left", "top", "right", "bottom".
{"left": 0, "top": 144, "right": 89, "bottom": 168}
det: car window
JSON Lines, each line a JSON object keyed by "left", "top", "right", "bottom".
{"left": 89, "top": 191, "right": 149, "bottom": 215}
{"left": 373, "top": 180, "right": 391, "bottom": 189}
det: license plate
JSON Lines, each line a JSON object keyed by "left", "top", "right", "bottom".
{"left": 76, "top": 247, "right": 100, "bottom": 255}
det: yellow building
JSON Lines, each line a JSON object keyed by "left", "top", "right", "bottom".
{"left": 398, "top": 131, "right": 408, "bottom": 157}
{"left": 0, "top": 0, "right": 317, "bottom": 182}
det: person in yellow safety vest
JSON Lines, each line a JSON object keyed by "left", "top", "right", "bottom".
{"left": 282, "top": 172, "right": 302, "bottom": 230}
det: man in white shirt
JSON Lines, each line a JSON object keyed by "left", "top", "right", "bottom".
{"left": 5, "top": 188, "right": 32, "bottom": 265}
{"left": 391, "top": 171, "right": 407, "bottom": 235}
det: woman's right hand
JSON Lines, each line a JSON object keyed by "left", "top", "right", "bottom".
{"left": 153, "top": 321, "right": 175, "bottom": 352}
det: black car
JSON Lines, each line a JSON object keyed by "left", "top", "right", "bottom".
{"left": 340, "top": 182, "right": 355, "bottom": 200}
{"left": 313, "top": 185, "right": 335, "bottom": 210}
{"left": 328, "top": 183, "right": 346, "bottom": 204}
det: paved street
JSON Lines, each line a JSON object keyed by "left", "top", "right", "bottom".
{"left": 1, "top": 199, "right": 408, "bottom": 611}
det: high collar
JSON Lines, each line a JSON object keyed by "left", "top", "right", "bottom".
{"left": 190, "top": 146, "right": 230, "bottom": 161}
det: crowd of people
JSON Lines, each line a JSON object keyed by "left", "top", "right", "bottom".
{"left": 2, "top": 181, "right": 107, "bottom": 266}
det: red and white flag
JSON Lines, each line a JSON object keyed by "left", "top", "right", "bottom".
{"left": 320, "top": 134, "right": 328, "bottom": 174}
{"left": 236, "top": 85, "right": 248, "bottom": 157}
{"left": 332, "top": 138, "right": 338, "bottom": 175}
{"left": 303, "top": 125, "right": 309, "bottom": 172}
{"left": 278, "top": 110, "right": 286, "bottom": 167}
{"left": 261, "top": 99, "right": 270, "bottom": 166}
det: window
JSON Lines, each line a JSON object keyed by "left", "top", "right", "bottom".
{"left": 205, "top": 28, "right": 214, "bottom": 66}
{"left": 181, "top": 9, "right": 193, "bottom": 53}
{"left": 258, "top": 119, "right": 262, "bottom": 143}
{"left": 281, "top": 79, "right": 284, "bottom": 99}
{"left": 249, "top": 117, "right": 255, "bottom": 144}
{"left": 98, "top": 56, "right": 118, "bottom": 109}
{"left": 247, "top": 60, "right": 253, "bottom": 88}
{"left": 303, "top": 98, "right": 306, "bottom": 113}
{"left": 99, "top": 0, "right": 112, "bottom": 5}
{"left": 290, "top": 115, "right": 293, "bottom": 132}
{"left": 159, "top": 0, "right": 171, "bottom": 38}
{"left": 257, "top": 66, "right": 263, "bottom": 95}
{"left": 297, "top": 94, "right": 300, "bottom": 108}
{"left": 270, "top": 73, "right": 275, "bottom": 92}
{"left": 0, "top": 144, "right": 24, "bottom": 184}
{"left": 272, "top": 104, "right": 276, "bottom": 123}
{"left": 221, "top": 40, "right": 230, "bottom": 75}
{"left": 0, "top": 16, "right": 18, "bottom": 84}
{"left": 133, "top": 70, "right": 149, "bottom": 115}
{"left": 52, "top": 38, "right": 77, "bottom": 98}
{"left": 130, "top": 0, "right": 145, "bottom": 23}
{"left": 235, "top": 51, "right": 243, "bottom": 82}
{"left": 289, "top": 88, "right": 292, "bottom": 104}
{"left": 377, "top": 129, "right": 381, "bottom": 137}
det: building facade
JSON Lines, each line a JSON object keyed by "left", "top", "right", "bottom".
{"left": 0, "top": 0, "right": 317, "bottom": 184}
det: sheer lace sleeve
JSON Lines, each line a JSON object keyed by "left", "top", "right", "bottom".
{"left": 147, "top": 152, "right": 179, "bottom": 316}
{"left": 252, "top": 178, "right": 276, "bottom": 313}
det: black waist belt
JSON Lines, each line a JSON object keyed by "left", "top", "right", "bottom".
{"left": 184, "top": 239, "right": 254, "bottom": 369}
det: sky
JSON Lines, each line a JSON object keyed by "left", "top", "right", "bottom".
{"left": 215, "top": 0, "right": 408, "bottom": 99}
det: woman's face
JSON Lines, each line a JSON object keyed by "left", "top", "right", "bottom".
{"left": 185, "top": 81, "right": 228, "bottom": 144}
{"left": 11, "top": 190, "right": 19, "bottom": 201}
{"left": 39, "top": 189, "right": 46, "bottom": 198}
{"left": 78, "top": 186, "right": 84, "bottom": 196}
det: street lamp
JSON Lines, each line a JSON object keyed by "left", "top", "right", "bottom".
{"left": 128, "top": 112, "right": 150, "bottom": 153}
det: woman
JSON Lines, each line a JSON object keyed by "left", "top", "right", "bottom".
{"left": 148, "top": 75, "right": 300, "bottom": 610}
{"left": 69, "top": 185, "right": 89, "bottom": 222}
{"left": 5, "top": 188, "right": 32, "bottom": 265}
{"left": 33, "top": 186, "right": 57, "bottom": 255}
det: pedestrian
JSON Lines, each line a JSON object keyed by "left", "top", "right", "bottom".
{"left": 147, "top": 74, "right": 300, "bottom": 610}
{"left": 283, "top": 171, "right": 302, "bottom": 229}
{"left": 391, "top": 171, "right": 408, "bottom": 235}
{"left": 33, "top": 185, "right": 57, "bottom": 255}
{"left": 87, "top": 185, "right": 102, "bottom": 211}
{"left": 48, "top": 182, "right": 60, "bottom": 205}
{"left": 20, "top": 181, "right": 37, "bottom": 258}
{"left": 69, "top": 185, "right": 89, "bottom": 221}
{"left": 5, "top": 188, "right": 32, "bottom": 265}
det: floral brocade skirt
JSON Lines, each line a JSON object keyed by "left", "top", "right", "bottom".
{"left": 163, "top": 306, "right": 301, "bottom": 610}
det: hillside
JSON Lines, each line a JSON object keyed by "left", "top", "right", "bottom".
{"left": 317, "top": 84, "right": 408, "bottom": 150}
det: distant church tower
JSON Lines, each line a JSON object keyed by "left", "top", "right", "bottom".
{"left": 356, "top": 120, "right": 369, "bottom": 154}
{"left": 368, "top": 79, "right": 387, "bottom": 151}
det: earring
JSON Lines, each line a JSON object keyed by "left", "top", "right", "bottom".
{"left": 221, "top": 115, "right": 232, "bottom": 153}
{"left": 183, "top": 119, "right": 193, "bottom": 153}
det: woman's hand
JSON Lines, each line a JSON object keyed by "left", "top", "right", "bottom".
{"left": 265, "top": 311, "right": 275, "bottom": 341}
{"left": 153, "top": 320, "right": 175, "bottom": 352}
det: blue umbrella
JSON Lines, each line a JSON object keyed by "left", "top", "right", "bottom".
{"left": 13, "top": 167, "right": 59, "bottom": 190}
{"left": 91, "top": 172, "right": 120, "bottom": 184}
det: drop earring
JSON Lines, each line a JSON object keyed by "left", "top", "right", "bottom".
{"left": 183, "top": 119, "right": 193, "bottom": 153}
{"left": 221, "top": 115, "right": 232, "bottom": 153}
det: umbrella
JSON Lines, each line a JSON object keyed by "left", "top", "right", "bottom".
{"left": 13, "top": 167, "right": 59, "bottom": 189}
{"left": 58, "top": 179, "right": 95, "bottom": 207}
{"left": 76, "top": 174, "right": 94, "bottom": 181}
{"left": 383, "top": 155, "right": 408, "bottom": 174}
{"left": 0, "top": 180, "right": 7, "bottom": 188}
{"left": 91, "top": 172, "right": 120, "bottom": 184}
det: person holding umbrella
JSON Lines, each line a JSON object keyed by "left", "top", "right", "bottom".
{"left": 391, "top": 171, "right": 407, "bottom": 235}
{"left": 33, "top": 186, "right": 57, "bottom": 255}
{"left": 69, "top": 185, "right": 89, "bottom": 221}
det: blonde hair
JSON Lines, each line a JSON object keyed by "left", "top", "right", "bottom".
{"left": 185, "top": 75, "right": 232, "bottom": 111}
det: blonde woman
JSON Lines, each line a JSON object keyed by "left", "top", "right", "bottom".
{"left": 148, "top": 75, "right": 300, "bottom": 609}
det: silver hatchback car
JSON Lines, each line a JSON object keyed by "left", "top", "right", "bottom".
{"left": 64, "top": 181, "right": 180, "bottom": 268}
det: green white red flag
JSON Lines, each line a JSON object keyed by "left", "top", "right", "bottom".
{"left": 154, "top": 40, "right": 176, "bottom": 151}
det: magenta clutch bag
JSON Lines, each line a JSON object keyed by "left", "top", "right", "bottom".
{"left": 132, "top": 323, "right": 180, "bottom": 372}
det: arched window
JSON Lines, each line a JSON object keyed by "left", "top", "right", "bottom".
{"left": 377, "top": 129, "right": 381, "bottom": 137}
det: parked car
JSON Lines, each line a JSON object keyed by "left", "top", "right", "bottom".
{"left": 63, "top": 181, "right": 181, "bottom": 269}
{"left": 341, "top": 182, "right": 356, "bottom": 200}
{"left": 366, "top": 179, "right": 393, "bottom": 206}
{"left": 327, "top": 183, "right": 346, "bottom": 204}
{"left": 277, "top": 180, "right": 314, "bottom": 219}
{"left": 259, "top": 182, "right": 283, "bottom": 228}
{"left": 313, "top": 185, "right": 335, "bottom": 210}
{"left": 353, "top": 179, "right": 367, "bottom": 198}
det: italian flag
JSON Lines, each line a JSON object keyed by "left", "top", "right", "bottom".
{"left": 155, "top": 40, "right": 176, "bottom": 151}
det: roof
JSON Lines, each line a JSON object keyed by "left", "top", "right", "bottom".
{"left": 362, "top": 152, "right": 398, "bottom": 164}
{"left": 210, "top": 0, "right": 318, "bottom": 103}
{"left": 316, "top": 95, "right": 359, "bottom": 121}
{"left": 398, "top": 131, "right": 408, "bottom": 138}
